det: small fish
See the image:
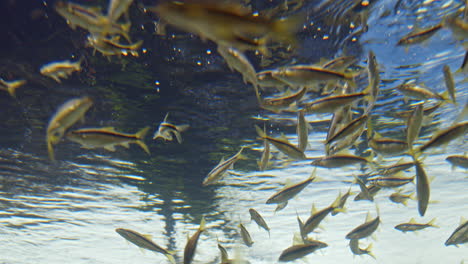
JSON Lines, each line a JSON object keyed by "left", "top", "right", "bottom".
{"left": 418, "top": 121, "right": 468, "bottom": 153}
{"left": 184, "top": 217, "right": 206, "bottom": 264}
{"left": 446, "top": 155, "right": 468, "bottom": 169}
{"left": 278, "top": 240, "right": 328, "bottom": 262}
{"left": 393, "top": 102, "right": 442, "bottom": 119}
{"left": 321, "top": 55, "right": 358, "bottom": 71}
{"left": 296, "top": 110, "right": 309, "bottom": 152}
{"left": 325, "top": 114, "right": 368, "bottom": 146}
{"left": 258, "top": 125, "right": 271, "bottom": 171}
{"left": 0, "top": 78, "right": 26, "bottom": 97}
{"left": 266, "top": 174, "right": 315, "bottom": 205}
{"left": 369, "top": 137, "right": 408, "bottom": 156}
{"left": 153, "top": 113, "right": 189, "bottom": 144}
{"left": 272, "top": 65, "right": 356, "bottom": 89}
{"left": 367, "top": 50, "right": 380, "bottom": 100}
{"left": 217, "top": 46, "right": 260, "bottom": 102}
{"left": 445, "top": 217, "right": 468, "bottom": 246}
{"left": 150, "top": 1, "right": 302, "bottom": 54}
{"left": 40, "top": 58, "right": 82, "bottom": 83}
{"left": 354, "top": 184, "right": 381, "bottom": 202}
{"left": 260, "top": 87, "right": 307, "bottom": 110}
{"left": 395, "top": 218, "right": 438, "bottom": 232}
{"left": 256, "top": 69, "right": 287, "bottom": 89}
{"left": 413, "top": 159, "right": 430, "bottom": 216}
{"left": 300, "top": 93, "right": 367, "bottom": 114}
{"left": 443, "top": 65, "right": 456, "bottom": 104}
{"left": 115, "top": 228, "right": 175, "bottom": 264}
{"left": 239, "top": 223, "right": 254, "bottom": 247}
{"left": 202, "top": 147, "right": 246, "bottom": 186}
{"left": 368, "top": 175, "right": 415, "bottom": 188}
{"left": 389, "top": 190, "right": 415, "bottom": 206}
{"left": 346, "top": 214, "right": 380, "bottom": 240}
{"left": 302, "top": 195, "right": 342, "bottom": 236}
{"left": 376, "top": 160, "right": 415, "bottom": 176}
{"left": 87, "top": 35, "right": 142, "bottom": 57}
{"left": 397, "top": 24, "right": 443, "bottom": 46}
{"left": 396, "top": 82, "right": 445, "bottom": 101}
{"left": 349, "top": 239, "right": 375, "bottom": 258}
{"left": 47, "top": 96, "right": 94, "bottom": 161}
{"left": 218, "top": 243, "right": 230, "bottom": 263}
{"left": 331, "top": 188, "right": 353, "bottom": 216}
{"left": 255, "top": 125, "right": 306, "bottom": 160}
{"left": 311, "top": 154, "right": 370, "bottom": 168}
{"left": 249, "top": 208, "right": 270, "bottom": 236}
{"left": 406, "top": 104, "right": 424, "bottom": 149}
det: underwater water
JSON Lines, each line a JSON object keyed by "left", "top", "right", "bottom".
{"left": 0, "top": 0, "right": 467, "bottom": 263}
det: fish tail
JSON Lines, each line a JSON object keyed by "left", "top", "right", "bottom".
{"left": 165, "top": 253, "right": 176, "bottom": 264}
{"left": 254, "top": 124, "right": 266, "bottom": 139}
{"left": 428, "top": 218, "right": 439, "bottom": 228}
{"left": 135, "top": 126, "right": 151, "bottom": 154}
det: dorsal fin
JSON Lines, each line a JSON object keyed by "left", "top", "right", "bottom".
{"left": 365, "top": 212, "right": 372, "bottom": 222}
{"left": 409, "top": 218, "right": 416, "bottom": 223}
{"left": 143, "top": 234, "right": 152, "bottom": 240}
{"left": 311, "top": 203, "right": 317, "bottom": 215}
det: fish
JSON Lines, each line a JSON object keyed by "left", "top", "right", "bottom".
{"left": 302, "top": 195, "right": 342, "bottom": 236}
{"left": 406, "top": 104, "right": 424, "bottom": 150}
{"left": 66, "top": 126, "right": 151, "bottom": 154}
{"left": 389, "top": 190, "right": 415, "bottom": 206}
{"left": 278, "top": 240, "right": 328, "bottom": 262}
{"left": 202, "top": 147, "right": 246, "bottom": 186}
{"left": 184, "top": 217, "right": 206, "bottom": 264}
{"left": 321, "top": 55, "right": 358, "bottom": 71}
{"left": 367, "top": 175, "right": 415, "bottom": 188}
{"left": 325, "top": 114, "right": 368, "bottom": 146}
{"left": 46, "top": 96, "right": 94, "bottom": 161}
{"left": 418, "top": 121, "right": 468, "bottom": 153}
{"left": 396, "top": 82, "right": 445, "bottom": 101}
{"left": 249, "top": 208, "right": 270, "bottom": 236}
{"left": 275, "top": 201, "right": 288, "bottom": 213}
{"left": 395, "top": 218, "right": 438, "bottom": 232}
{"left": 87, "top": 35, "right": 142, "bottom": 57}
{"left": 266, "top": 174, "right": 315, "bottom": 205}
{"left": 331, "top": 188, "right": 353, "bottom": 216}
{"left": 271, "top": 65, "right": 356, "bottom": 89}
{"left": 367, "top": 50, "right": 380, "bottom": 100}
{"left": 152, "top": 113, "right": 189, "bottom": 144}
{"left": 311, "top": 154, "right": 370, "bottom": 169}
{"left": 354, "top": 184, "right": 381, "bottom": 202}
{"left": 392, "top": 102, "right": 442, "bottom": 119}
{"left": 150, "top": 1, "right": 302, "bottom": 54}
{"left": 239, "top": 223, "right": 254, "bottom": 247}
{"left": 256, "top": 69, "right": 287, "bottom": 89}
{"left": 55, "top": 1, "right": 131, "bottom": 41}
{"left": 369, "top": 137, "right": 408, "bottom": 156}
{"left": 0, "top": 78, "right": 26, "bottom": 97}
{"left": 116, "top": 229, "right": 175, "bottom": 264}
{"left": 296, "top": 110, "right": 309, "bottom": 152}
{"left": 376, "top": 160, "right": 415, "bottom": 176}
{"left": 349, "top": 239, "right": 375, "bottom": 258}
{"left": 255, "top": 125, "right": 306, "bottom": 160}
{"left": 40, "top": 58, "right": 82, "bottom": 83}
{"left": 346, "top": 214, "right": 380, "bottom": 240}
{"left": 300, "top": 93, "right": 367, "bottom": 114}
{"left": 258, "top": 125, "right": 271, "bottom": 171}
{"left": 443, "top": 65, "right": 456, "bottom": 104}
{"left": 445, "top": 217, "right": 468, "bottom": 246}
{"left": 413, "top": 159, "right": 430, "bottom": 216}
{"left": 217, "top": 46, "right": 260, "bottom": 102}
{"left": 218, "top": 243, "right": 230, "bottom": 263}
{"left": 397, "top": 24, "right": 443, "bottom": 46}
{"left": 260, "top": 87, "right": 307, "bottom": 111}
{"left": 446, "top": 155, "right": 468, "bottom": 169}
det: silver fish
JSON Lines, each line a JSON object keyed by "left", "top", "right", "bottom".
{"left": 249, "top": 208, "right": 270, "bottom": 236}
{"left": 153, "top": 113, "right": 189, "bottom": 143}
{"left": 184, "top": 217, "right": 206, "bottom": 264}
{"left": 203, "top": 147, "right": 246, "bottom": 186}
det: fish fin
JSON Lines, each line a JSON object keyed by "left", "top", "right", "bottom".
{"left": 255, "top": 124, "right": 266, "bottom": 138}
{"left": 311, "top": 203, "right": 317, "bottom": 215}
{"left": 176, "top": 124, "right": 190, "bottom": 132}
{"left": 136, "top": 126, "right": 150, "bottom": 140}
{"left": 136, "top": 140, "right": 150, "bottom": 155}
{"left": 365, "top": 212, "right": 372, "bottom": 222}
{"left": 121, "top": 142, "right": 130, "bottom": 148}
{"left": 174, "top": 131, "right": 183, "bottom": 144}
{"left": 409, "top": 218, "right": 416, "bottom": 223}
{"left": 165, "top": 253, "right": 176, "bottom": 264}
{"left": 104, "top": 145, "right": 116, "bottom": 151}
{"left": 199, "top": 216, "right": 206, "bottom": 231}
{"left": 427, "top": 218, "right": 439, "bottom": 228}
{"left": 163, "top": 112, "right": 170, "bottom": 122}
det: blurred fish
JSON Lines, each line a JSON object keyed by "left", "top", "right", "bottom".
{"left": 445, "top": 217, "right": 468, "bottom": 246}
{"left": 218, "top": 243, "right": 229, "bottom": 263}
{"left": 0, "top": 78, "right": 26, "bottom": 97}
{"left": 311, "top": 154, "right": 370, "bottom": 168}
{"left": 375, "top": 160, "right": 415, "bottom": 176}
{"left": 47, "top": 96, "right": 94, "bottom": 161}
{"left": 153, "top": 113, "right": 189, "bottom": 144}
{"left": 413, "top": 159, "right": 430, "bottom": 216}
{"left": 203, "top": 147, "right": 246, "bottom": 186}
{"left": 397, "top": 24, "right": 443, "bottom": 46}
{"left": 395, "top": 218, "right": 438, "bottom": 232}
{"left": 40, "top": 58, "right": 82, "bottom": 83}
{"left": 396, "top": 82, "right": 446, "bottom": 101}
{"left": 349, "top": 239, "right": 375, "bottom": 258}
{"left": 66, "top": 126, "right": 150, "bottom": 154}
{"left": 300, "top": 93, "right": 367, "bottom": 114}
{"left": 184, "top": 217, "right": 206, "bottom": 264}
{"left": 260, "top": 87, "right": 306, "bottom": 112}
{"left": 418, "top": 121, "right": 468, "bottom": 153}
{"left": 87, "top": 35, "right": 142, "bottom": 57}
{"left": 446, "top": 155, "right": 468, "bottom": 169}
{"left": 325, "top": 114, "right": 368, "bottom": 146}
{"left": 392, "top": 102, "right": 442, "bottom": 119}
{"left": 107, "top": 0, "right": 134, "bottom": 22}
{"left": 296, "top": 110, "right": 309, "bottom": 152}
{"left": 368, "top": 175, "right": 415, "bottom": 188}
{"left": 346, "top": 213, "right": 380, "bottom": 240}
{"left": 443, "top": 65, "right": 456, "bottom": 104}
{"left": 115, "top": 228, "right": 175, "bottom": 264}
{"left": 331, "top": 188, "right": 353, "bottom": 216}
{"left": 150, "top": 1, "right": 303, "bottom": 54}
{"left": 354, "top": 184, "right": 381, "bottom": 202}
{"left": 321, "top": 55, "right": 358, "bottom": 71}
{"left": 266, "top": 173, "right": 315, "bottom": 205}
{"left": 239, "top": 223, "right": 254, "bottom": 247}
{"left": 258, "top": 125, "right": 271, "bottom": 171}
{"left": 406, "top": 104, "right": 423, "bottom": 149}
{"left": 249, "top": 208, "right": 270, "bottom": 236}
{"left": 389, "top": 189, "right": 415, "bottom": 206}
{"left": 255, "top": 125, "right": 306, "bottom": 160}
{"left": 369, "top": 137, "right": 408, "bottom": 156}
{"left": 278, "top": 240, "right": 328, "bottom": 262}
{"left": 256, "top": 69, "right": 287, "bottom": 90}
{"left": 275, "top": 201, "right": 288, "bottom": 213}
